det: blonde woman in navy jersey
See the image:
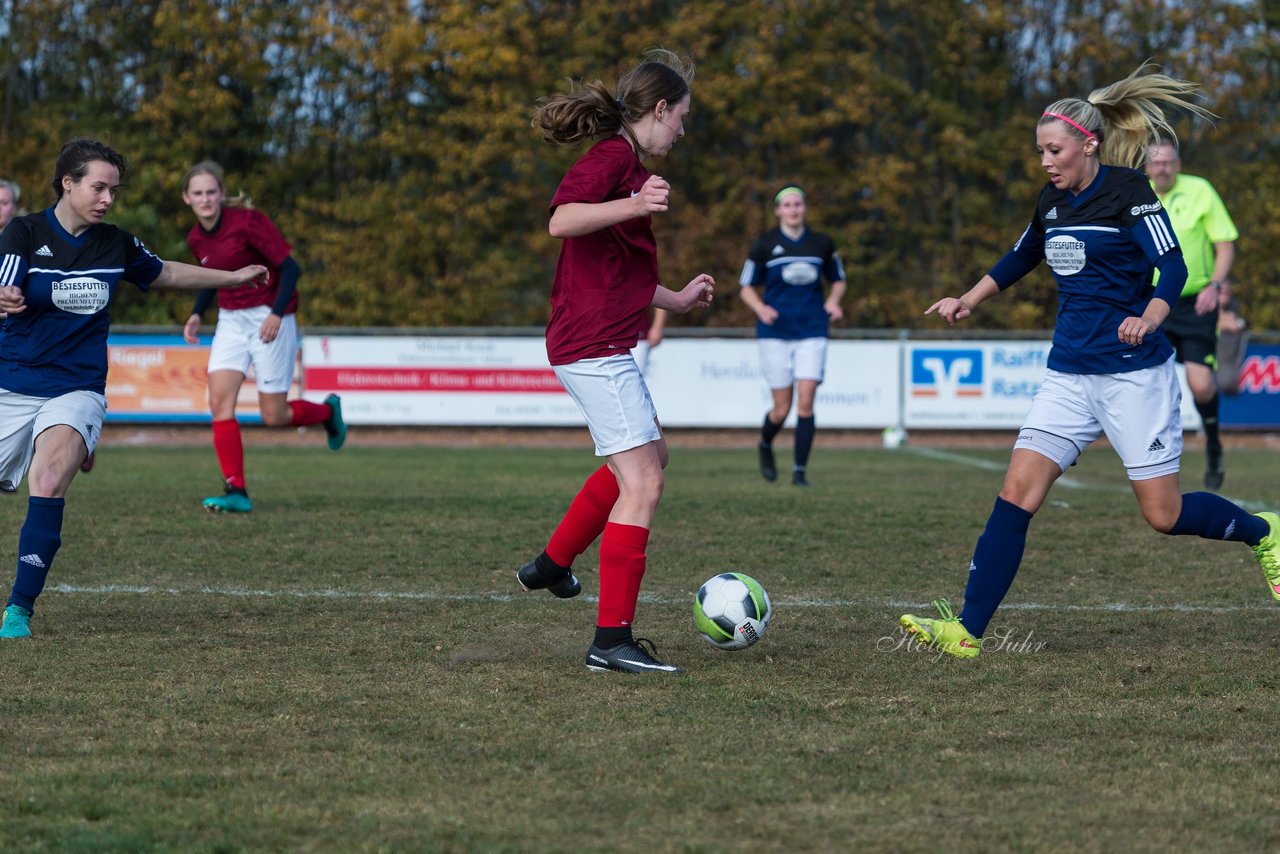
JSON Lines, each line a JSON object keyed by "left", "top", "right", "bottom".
{"left": 181, "top": 162, "right": 346, "bottom": 514}
{"left": 0, "top": 139, "right": 267, "bottom": 639}
{"left": 520, "top": 49, "right": 715, "bottom": 674}
{"left": 899, "top": 66, "right": 1280, "bottom": 659}
{"left": 739, "top": 186, "right": 846, "bottom": 487}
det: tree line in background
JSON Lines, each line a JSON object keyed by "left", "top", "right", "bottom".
{"left": 1, "top": 0, "right": 1277, "bottom": 332}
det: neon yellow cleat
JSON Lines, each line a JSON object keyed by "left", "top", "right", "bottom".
{"left": 1253, "top": 512, "right": 1280, "bottom": 601}
{"left": 900, "top": 598, "right": 982, "bottom": 659}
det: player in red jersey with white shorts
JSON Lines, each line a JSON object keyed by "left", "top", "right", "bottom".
{"left": 181, "top": 162, "right": 346, "bottom": 514}
{"left": 519, "top": 49, "right": 714, "bottom": 674}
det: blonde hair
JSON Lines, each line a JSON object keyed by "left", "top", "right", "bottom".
{"left": 532, "top": 48, "right": 694, "bottom": 158}
{"left": 1038, "top": 63, "right": 1214, "bottom": 169}
{"left": 182, "top": 160, "right": 253, "bottom": 209}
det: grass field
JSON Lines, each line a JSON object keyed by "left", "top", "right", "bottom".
{"left": 2, "top": 433, "right": 1279, "bottom": 851}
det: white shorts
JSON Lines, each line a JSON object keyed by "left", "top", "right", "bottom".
{"left": 0, "top": 388, "right": 106, "bottom": 492}
{"left": 554, "top": 354, "right": 661, "bottom": 457}
{"left": 758, "top": 337, "right": 827, "bottom": 389}
{"left": 208, "top": 305, "right": 298, "bottom": 394}
{"left": 1014, "top": 357, "right": 1183, "bottom": 481}
{"left": 631, "top": 340, "right": 652, "bottom": 375}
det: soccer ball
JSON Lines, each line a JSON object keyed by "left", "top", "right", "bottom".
{"left": 693, "top": 572, "right": 772, "bottom": 650}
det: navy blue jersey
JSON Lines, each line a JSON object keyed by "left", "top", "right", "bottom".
{"left": 988, "top": 166, "right": 1184, "bottom": 374}
{"left": 739, "top": 227, "right": 845, "bottom": 340}
{"left": 0, "top": 208, "right": 163, "bottom": 396}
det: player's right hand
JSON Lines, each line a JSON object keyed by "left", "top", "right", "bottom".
{"left": 0, "top": 285, "right": 26, "bottom": 315}
{"left": 235, "top": 264, "right": 270, "bottom": 287}
{"left": 678, "top": 273, "right": 714, "bottom": 312}
{"left": 756, "top": 305, "right": 779, "bottom": 325}
{"left": 925, "top": 296, "right": 972, "bottom": 326}
{"left": 635, "top": 174, "right": 671, "bottom": 215}
{"left": 183, "top": 314, "right": 201, "bottom": 345}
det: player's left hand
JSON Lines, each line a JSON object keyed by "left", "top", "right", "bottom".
{"left": 259, "top": 313, "right": 282, "bottom": 344}
{"left": 1193, "top": 286, "right": 1218, "bottom": 315}
{"left": 1117, "top": 316, "right": 1154, "bottom": 346}
{"left": 824, "top": 300, "right": 844, "bottom": 321}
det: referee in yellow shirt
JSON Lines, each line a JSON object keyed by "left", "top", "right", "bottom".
{"left": 1147, "top": 139, "right": 1238, "bottom": 490}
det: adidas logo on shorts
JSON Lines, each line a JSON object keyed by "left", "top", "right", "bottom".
{"left": 1147, "top": 437, "right": 1166, "bottom": 453}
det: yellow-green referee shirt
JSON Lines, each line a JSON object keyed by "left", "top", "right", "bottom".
{"left": 1152, "top": 173, "right": 1238, "bottom": 297}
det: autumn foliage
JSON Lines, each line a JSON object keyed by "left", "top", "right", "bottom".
{"left": 2, "top": 1, "right": 1277, "bottom": 331}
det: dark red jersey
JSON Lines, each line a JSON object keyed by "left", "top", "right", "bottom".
{"left": 545, "top": 136, "right": 659, "bottom": 366}
{"left": 186, "top": 206, "right": 295, "bottom": 314}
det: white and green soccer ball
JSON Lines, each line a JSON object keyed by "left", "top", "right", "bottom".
{"left": 693, "top": 572, "right": 772, "bottom": 650}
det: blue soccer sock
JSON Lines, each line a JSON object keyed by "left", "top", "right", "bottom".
{"left": 1168, "top": 491, "right": 1268, "bottom": 545}
{"left": 960, "top": 496, "right": 1034, "bottom": 638}
{"left": 7, "top": 496, "right": 65, "bottom": 613}
{"left": 794, "top": 415, "right": 815, "bottom": 470}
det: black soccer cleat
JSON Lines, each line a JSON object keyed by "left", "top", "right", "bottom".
{"left": 1205, "top": 445, "right": 1225, "bottom": 491}
{"left": 585, "top": 638, "right": 680, "bottom": 674}
{"left": 791, "top": 469, "right": 811, "bottom": 488}
{"left": 516, "top": 552, "right": 581, "bottom": 599}
{"left": 758, "top": 442, "right": 777, "bottom": 482}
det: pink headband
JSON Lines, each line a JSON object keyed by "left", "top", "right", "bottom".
{"left": 1042, "top": 111, "right": 1096, "bottom": 140}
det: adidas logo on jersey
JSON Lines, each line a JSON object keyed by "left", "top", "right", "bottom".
{"left": 1147, "top": 437, "right": 1165, "bottom": 453}
{"left": 35, "top": 244, "right": 54, "bottom": 257}
{"left": 771, "top": 245, "right": 785, "bottom": 256}
{"left": 1044, "top": 207, "right": 1058, "bottom": 220}
{"left": 19, "top": 553, "right": 45, "bottom": 568}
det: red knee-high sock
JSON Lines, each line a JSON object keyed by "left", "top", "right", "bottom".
{"left": 288, "top": 399, "right": 332, "bottom": 427}
{"left": 211, "top": 418, "right": 246, "bottom": 490}
{"left": 597, "top": 522, "right": 649, "bottom": 628}
{"left": 545, "top": 465, "right": 619, "bottom": 567}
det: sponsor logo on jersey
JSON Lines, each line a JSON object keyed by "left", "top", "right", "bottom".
{"left": 35, "top": 244, "right": 54, "bottom": 257}
{"left": 50, "top": 276, "right": 111, "bottom": 315}
{"left": 1044, "top": 234, "right": 1087, "bottom": 275}
{"left": 1044, "top": 207, "right": 1057, "bottom": 220}
{"left": 1130, "top": 201, "right": 1163, "bottom": 216}
{"left": 911, "top": 349, "right": 983, "bottom": 398}
{"left": 780, "top": 261, "right": 819, "bottom": 286}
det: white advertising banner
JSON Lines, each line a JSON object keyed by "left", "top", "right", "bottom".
{"left": 646, "top": 339, "right": 900, "bottom": 428}
{"left": 904, "top": 341, "right": 1201, "bottom": 429}
{"left": 300, "top": 336, "right": 585, "bottom": 425}
{"left": 299, "top": 335, "right": 902, "bottom": 428}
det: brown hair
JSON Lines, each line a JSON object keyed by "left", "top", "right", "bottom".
{"left": 1037, "top": 63, "right": 1213, "bottom": 169}
{"left": 532, "top": 48, "right": 694, "bottom": 157}
{"left": 51, "top": 138, "right": 127, "bottom": 200}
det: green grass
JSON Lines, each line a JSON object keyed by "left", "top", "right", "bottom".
{"left": 2, "top": 437, "right": 1279, "bottom": 851}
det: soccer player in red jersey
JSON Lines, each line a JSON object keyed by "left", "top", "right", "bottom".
{"left": 519, "top": 49, "right": 714, "bottom": 674}
{"left": 181, "top": 162, "right": 346, "bottom": 513}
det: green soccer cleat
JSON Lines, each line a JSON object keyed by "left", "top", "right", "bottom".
{"left": 324, "top": 394, "right": 347, "bottom": 451}
{"left": 0, "top": 605, "right": 32, "bottom": 639}
{"left": 203, "top": 489, "right": 253, "bottom": 514}
{"left": 1253, "top": 512, "right": 1280, "bottom": 601}
{"left": 900, "top": 598, "right": 982, "bottom": 659}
